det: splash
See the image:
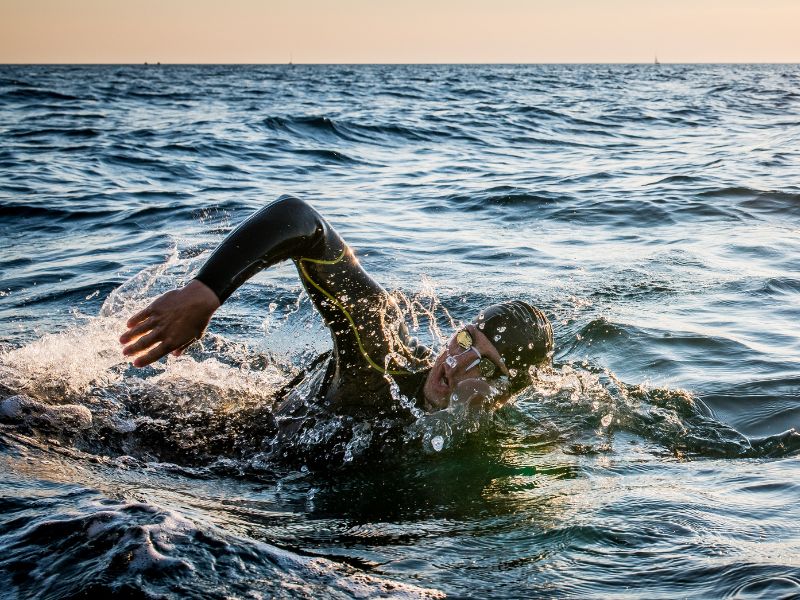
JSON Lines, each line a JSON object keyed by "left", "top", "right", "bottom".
{"left": 0, "top": 254, "right": 488, "bottom": 469}
{"left": 526, "top": 362, "right": 800, "bottom": 458}
{"left": 0, "top": 253, "right": 298, "bottom": 465}
{"left": 0, "top": 314, "right": 129, "bottom": 397}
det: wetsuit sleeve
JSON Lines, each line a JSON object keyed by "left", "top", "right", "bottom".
{"left": 194, "top": 196, "right": 427, "bottom": 383}
{"left": 194, "top": 195, "right": 331, "bottom": 304}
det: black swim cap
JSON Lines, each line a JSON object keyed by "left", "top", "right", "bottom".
{"left": 474, "top": 300, "right": 553, "bottom": 392}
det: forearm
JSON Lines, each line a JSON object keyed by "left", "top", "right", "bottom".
{"left": 195, "top": 196, "right": 329, "bottom": 304}
{"left": 121, "top": 196, "right": 331, "bottom": 368}
{"left": 192, "top": 196, "right": 418, "bottom": 381}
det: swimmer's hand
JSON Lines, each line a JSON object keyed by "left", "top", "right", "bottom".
{"left": 119, "top": 279, "right": 220, "bottom": 368}
{"left": 452, "top": 378, "right": 511, "bottom": 411}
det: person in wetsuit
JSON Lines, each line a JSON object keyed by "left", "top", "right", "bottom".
{"left": 119, "top": 196, "right": 554, "bottom": 422}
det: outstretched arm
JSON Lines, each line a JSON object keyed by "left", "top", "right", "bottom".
{"left": 121, "top": 195, "right": 343, "bottom": 366}
{"left": 121, "top": 196, "right": 420, "bottom": 373}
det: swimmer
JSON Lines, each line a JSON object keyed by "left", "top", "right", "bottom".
{"left": 119, "top": 196, "right": 553, "bottom": 416}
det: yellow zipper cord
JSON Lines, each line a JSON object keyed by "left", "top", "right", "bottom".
{"left": 298, "top": 248, "right": 410, "bottom": 376}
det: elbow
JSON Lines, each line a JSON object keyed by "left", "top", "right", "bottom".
{"left": 268, "top": 195, "right": 324, "bottom": 235}
{"left": 270, "top": 195, "right": 317, "bottom": 219}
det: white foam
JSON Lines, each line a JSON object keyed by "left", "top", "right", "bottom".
{"left": 0, "top": 316, "right": 129, "bottom": 395}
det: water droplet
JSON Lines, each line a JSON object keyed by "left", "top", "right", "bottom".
{"left": 431, "top": 435, "right": 444, "bottom": 452}
{"left": 497, "top": 326, "right": 506, "bottom": 333}
{"left": 601, "top": 414, "right": 613, "bottom": 427}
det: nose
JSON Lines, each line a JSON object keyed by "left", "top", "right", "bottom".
{"left": 444, "top": 348, "right": 478, "bottom": 378}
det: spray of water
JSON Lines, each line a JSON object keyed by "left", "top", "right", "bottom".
{"left": 0, "top": 251, "right": 498, "bottom": 468}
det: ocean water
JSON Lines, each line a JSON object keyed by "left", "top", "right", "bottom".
{"left": 1, "top": 64, "right": 799, "bottom": 599}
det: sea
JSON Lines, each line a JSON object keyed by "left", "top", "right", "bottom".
{"left": 1, "top": 64, "right": 799, "bottom": 599}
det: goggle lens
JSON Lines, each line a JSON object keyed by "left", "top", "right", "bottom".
{"left": 455, "top": 329, "right": 499, "bottom": 379}
{"left": 479, "top": 358, "right": 497, "bottom": 378}
{"left": 456, "top": 329, "right": 473, "bottom": 349}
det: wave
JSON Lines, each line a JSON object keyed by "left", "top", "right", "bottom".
{"left": 698, "top": 186, "right": 800, "bottom": 217}
{"left": 262, "top": 114, "right": 436, "bottom": 144}
{"left": 528, "top": 362, "right": 800, "bottom": 459}
{"left": 0, "top": 87, "right": 81, "bottom": 101}
{"left": 0, "top": 479, "right": 443, "bottom": 599}
{"left": 512, "top": 105, "right": 614, "bottom": 129}
{"left": 411, "top": 183, "right": 761, "bottom": 226}
{"left": 432, "top": 187, "right": 562, "bottom": 213}
{"left": 761, "top": 277, "right": 800, "bottom": 296}
{"left": 9, "top": 127, "right": 100, "bottom": 138}
{"left": 0, "top": 202, "right": 117, "bottom": 221}
{"left": 290, "top": 147, "right": 361, "bottom": 164}
{"left": 645, "top": 174, "right": 699, "bottom": 186}
{"left": 18, "top": 111, "right": 107, "bottom": 121}
{"left": 123, "top": 90, "right": 196, "bottom": 101}
{"left": 102, "top": 153, "right": 198, "bottom": 179}
{"left": 262, "top": 115, "right": 359, "bottom": 143}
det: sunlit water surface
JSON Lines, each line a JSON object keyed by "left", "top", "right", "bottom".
{"left": 1, "top": 64, "right": 799, "bottom": 598}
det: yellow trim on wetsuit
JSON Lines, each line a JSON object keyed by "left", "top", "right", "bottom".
{"left": 298, "top": 248, "right": 410, "bottom": 376}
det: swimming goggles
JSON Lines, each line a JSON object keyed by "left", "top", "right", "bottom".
{"left": 452, "top": 329, "right": 499, "bottom": 378}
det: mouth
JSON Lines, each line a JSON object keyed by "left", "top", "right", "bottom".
{"left": 438, "top": 363, "right": 450, "bottom": 392}
{"left": 424, "top": 360, "right": 452, "bottom": 410}
{"left": 430, "top": 361, "right": 449, "bottom": 394}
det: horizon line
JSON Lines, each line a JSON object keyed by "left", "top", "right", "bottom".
{"left": 3, "top": 61, "right": 799, "bottom": 66}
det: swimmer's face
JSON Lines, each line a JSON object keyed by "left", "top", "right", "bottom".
{"left": 422, "top": 324, "right": 510, "bottom": 411}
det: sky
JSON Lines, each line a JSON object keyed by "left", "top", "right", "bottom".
{"left": 1, "top": 0, "right": 799, "bottom": 64}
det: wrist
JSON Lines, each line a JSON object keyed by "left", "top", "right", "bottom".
{"left": 187, "top": 279, "right": 221, "bottom": 311}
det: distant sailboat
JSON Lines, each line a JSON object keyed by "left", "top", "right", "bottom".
{"left": 654, "top": 55, "right": 660, "bottom": 66}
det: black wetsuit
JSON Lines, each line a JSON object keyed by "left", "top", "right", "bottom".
{"left": 195, "top": 196, "right": 432, "bottom": 423}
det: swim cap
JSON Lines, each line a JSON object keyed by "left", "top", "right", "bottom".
{"left": 474, "top": 300, "right": 553, "bottom": 392}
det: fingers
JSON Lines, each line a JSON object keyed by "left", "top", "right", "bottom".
{"left": 119, "top": 317, "right": 155, "bottom": 344}
{"left": 122, "top": 323, "right": 199, "bottom": 366}
{"left": 125, "top": 331, "right": 184, "bottom": 367}
{"left": 122, "top": 329, "right": 162, "bottom": 357}
{"left": 126, "top": 305, "right": 153, "bottom": 328}
{"left": 124, "top": 332, "right": 194, "bottom": 367}
{"left": 133, "top": 343, "right": 172, "bottom": 368}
